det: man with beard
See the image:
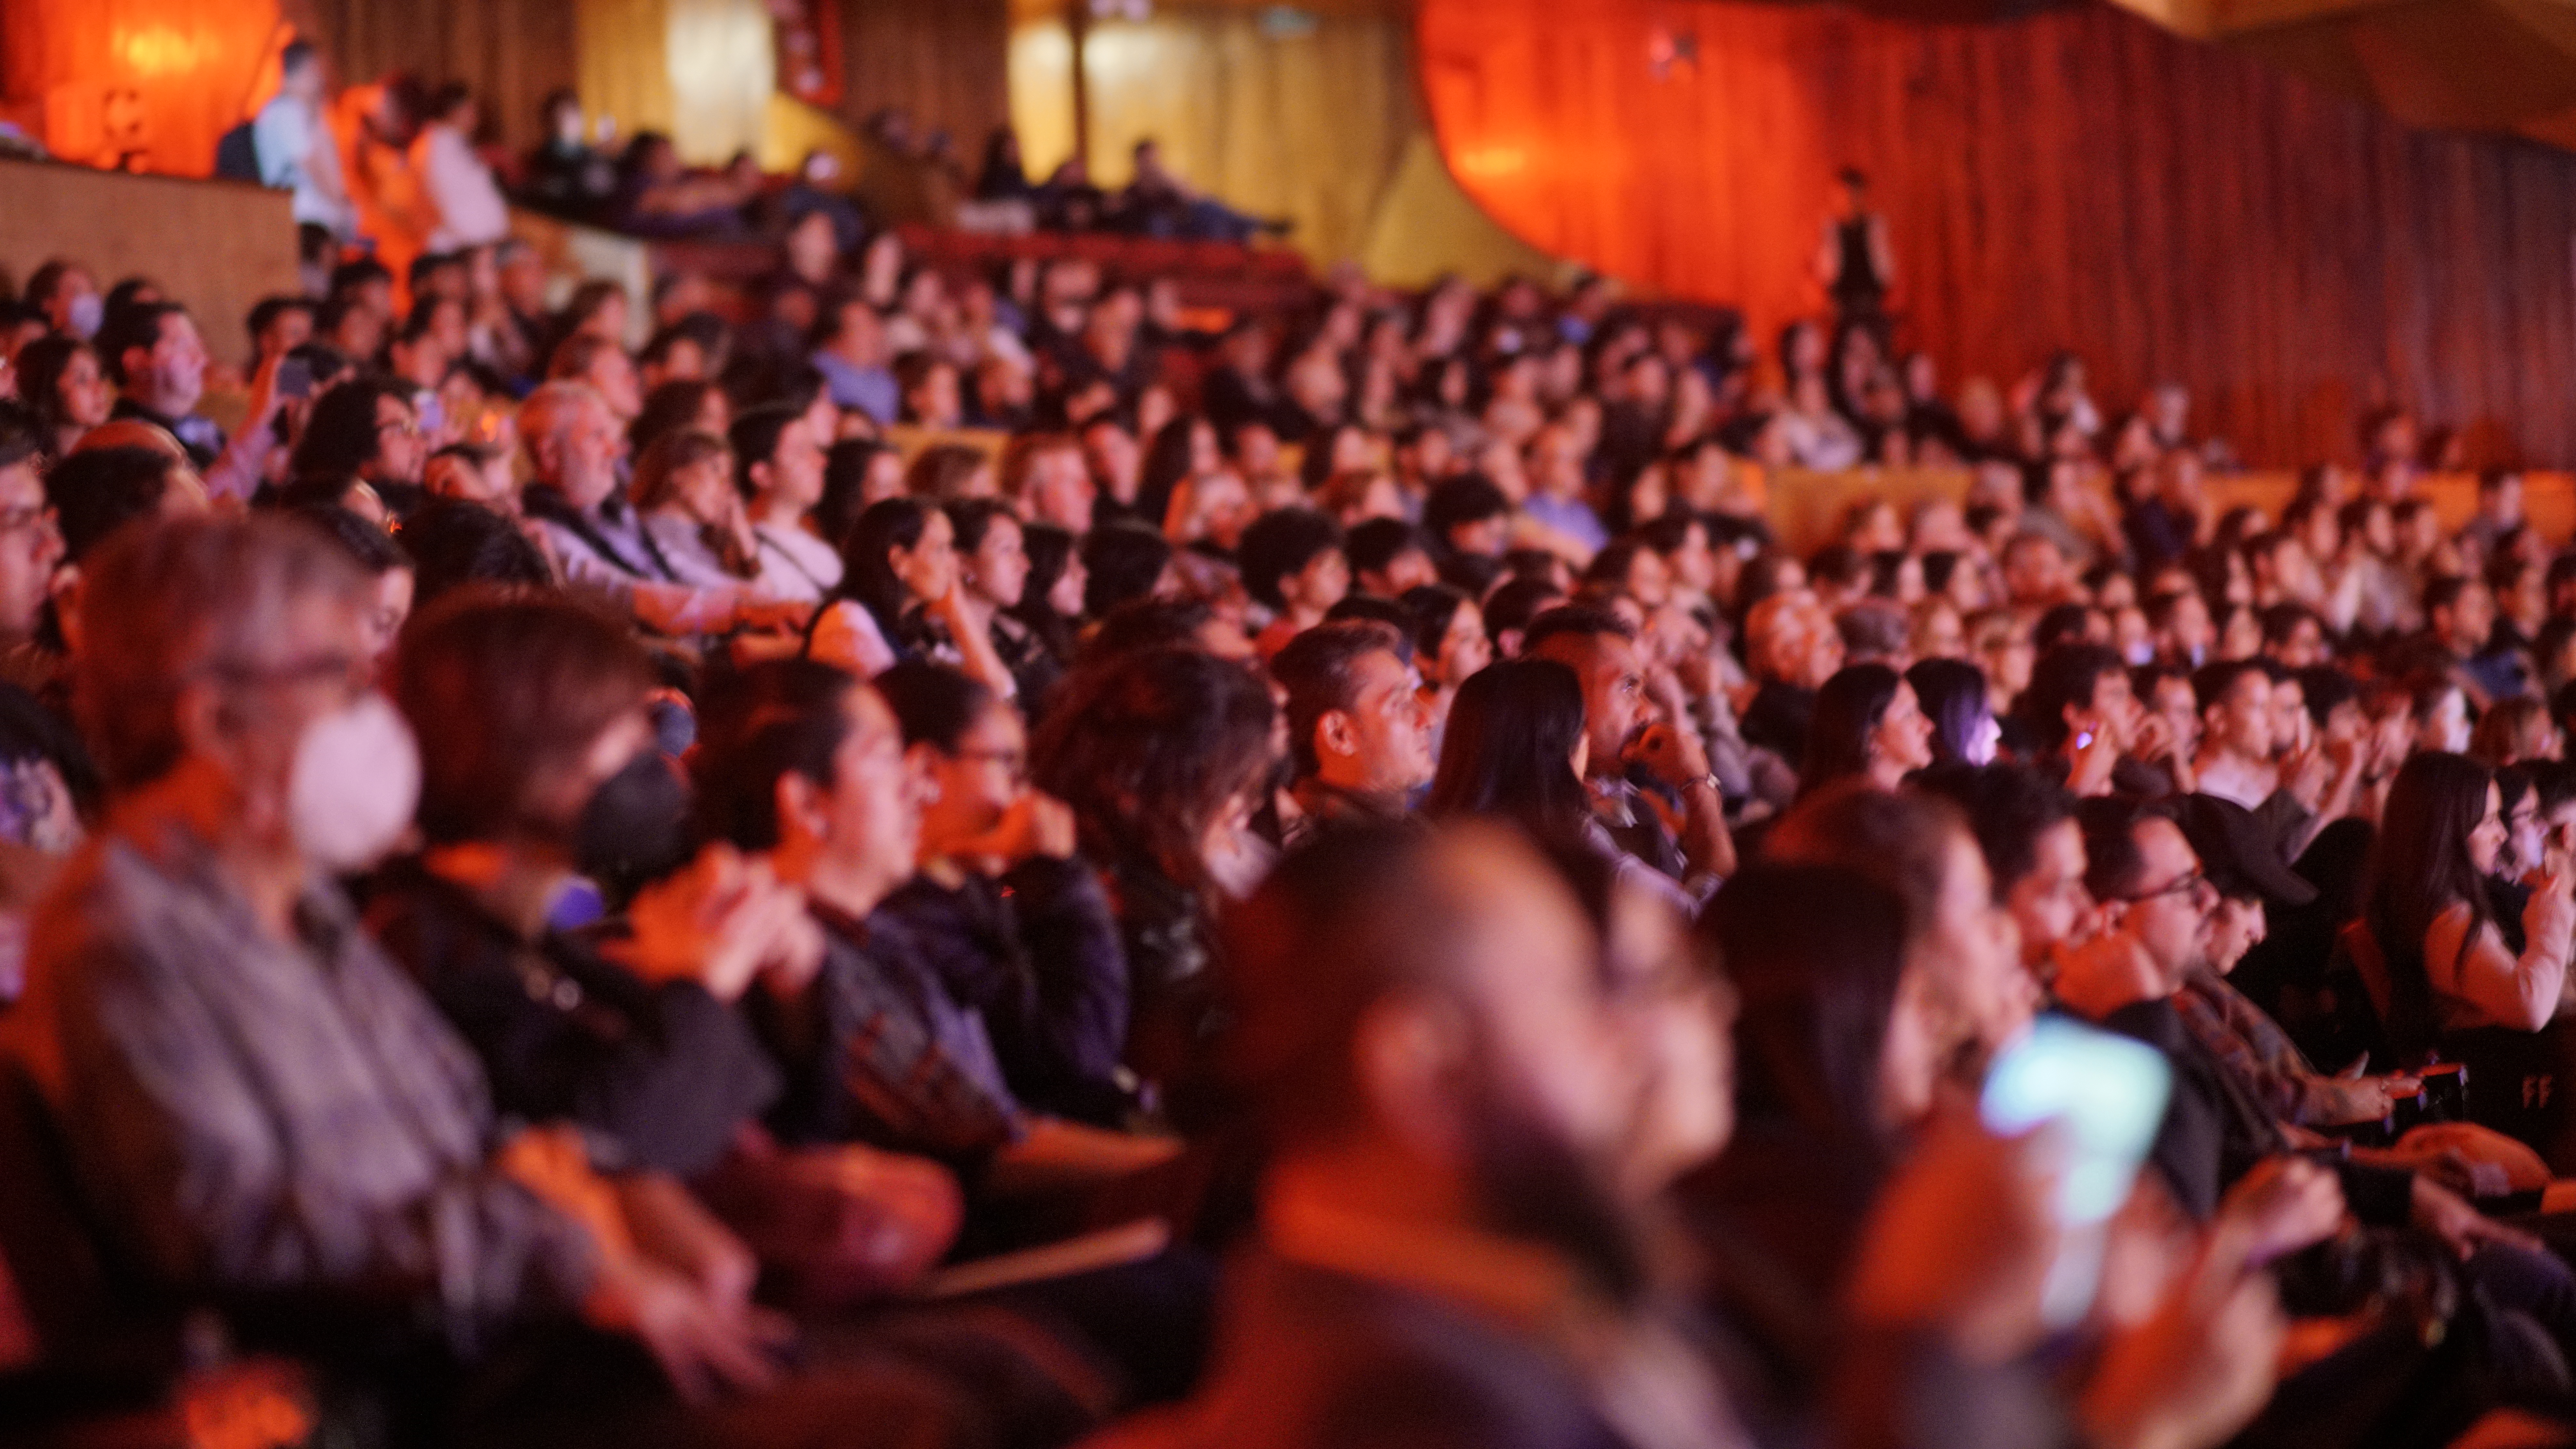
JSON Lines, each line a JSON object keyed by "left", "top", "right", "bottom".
{"left": 1110, "top": 823, "right": 1747, "bottom": 1449}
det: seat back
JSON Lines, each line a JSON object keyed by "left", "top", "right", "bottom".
{"left": 213, "top": 122, "right": 262, "bottom": 184}
{"left": 0, "top": 1060, "right": 176, "bottom": 1382}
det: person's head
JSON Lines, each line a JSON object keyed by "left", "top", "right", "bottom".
{"left": 1801, "top": 664, "right": 1933, "bottom": 796}
{"left": 291, "top": 376, "right": 425, "bottom": 488}
{"left": 1239, "top": 508, "right": 1349, "bottom": 621}
{"left": 813, "top": 292, "right": 889, "bottom": 368}
{"left": 1080, "top": 521, "right": 1175, "bottom": 618}
{"left": 16, "top": 335, "right": 111, "bottom": 437}
{"left": 100, "top": 302, "right": 206, "bottom": 417}
{"left": 2023, "top": 642, "right": 2136, "bottom": 755}
{"left": 2169, "top": 793, "right": 2317, "bottom": 974}
{"left": 518, "top": 381, "right": 622, "bottom": 509}
{"left": 1030, "top": 646, "right": 1276, "bottom": 889}
{"left": 2075, "top": 799, "right": 2210, "bottom": 999}
{"left": 1423, "top": 474, "right": 1511, "bottom": 558}
{"left": 629, "top": 429, "right": 736, "bottom": 527}
{"left": 840, "top": 496, "right": 956, "bottom": 628}
{"left": 1913, "top": 763, "right": 2088, "bottom": 967}
{"left": 1006, "top": 433, "right": 1094, "bottom": 533}
{"left": 728, "top": 402, "right": 825, "bottom": 516}
{"left": 393, "top": 586, "right": 657, "bottom": 859}
{"left": 1743, "top": 591, "right": 1844, "bottom": 690}
{"left": 46, "top": 442, "right": 203, "bottom": 562}
{"left": 399, "top": 498, "right": 553, "bottom": 607}
{"left": 1401, "top": 583, "right": 1492, "bottom": 690}
{"left": 79, "top": 515, "right": 415, "bottom": 871}
{"left": 0, "top": 430, "right": 63, "bottom": 644}
{"left": 278, "top": 37, "right": 326, "bottom": 103}
{"left": 1711, "top": 860, "right": 1922, "bottom": 1147}
{"left": 1905, "top": 656, "right": 1998, "bottom": 766}
{"left": 629, "top": 377, "right": 728, "bottom": 458}
{"left": 1768, "top": 783, "right": 2030, "bottom": 1083}
{"left": 2470, "top": 696, "right": 2559, "bottom": 770}
{"left": 290, "top": 504, "right": 412, "bottom": 664}
{"left": 2191, "top": 658, "right": 2274, "bottom": 763}
{"left": 1273, "top": 620, "right": 1434, "bottom": 797}
{"left": 2364, "top": 751, "right": 2503, "bottom": 1055}
{"left": 1523, "top": 605, "right": 1648, "bottom": 776}
{"left": 1222, "top": 823, "right": 1652, "bottom": 1298}
{"left": 693, "top": 660, "right": 921, "bottom": 903}
{"left": 2001, "top": 531, "right": 2070, "bottom": 607}
{"left": 1346, "top": 517, "right": 1437, "bottom": 600}
{"left": 2411, "top": 675, "right": 2473, "bottom": 756}
{"left": 547, "top": 333, "right": 640, "bottom": 423}
{"left": 874, "top": 660, "right": 1026, "bottom": 856}
{"left": 2426, "top": 575, "right": 2496, "bottom": 659}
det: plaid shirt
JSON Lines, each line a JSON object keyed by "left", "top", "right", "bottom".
{"left": 759, "top": 903, "right": 1022, "bottom": 1167}
{"left": 2, "top": 810, "right": 597, "bottom": 1352}
{"left": 2173, "top": 966, "right": 2351, "bottom": 1126}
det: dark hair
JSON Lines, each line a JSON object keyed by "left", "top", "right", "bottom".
{"left": 1423, "top": 474, "right": 1509, "bottom": 545}
{"left": 288, "top": 503, "right": 405, "bottom": 576}
{"left": 629, "top": 380, "right": 722, "bottom": 460}
{"left": 1906, "top": 657, "right": 1993, "bottom": 767}
{"left": 835, "top": 496, "right": 936, "bottom": 638}
{"left": 691, "top": 659, "right": 861, "bottom": 852}
{"left": 1346, "top": 517, "right": 1428, "bottom": 581}
{"left": 1082, "top": 598, "right": 1217, "bottom": 665}
{"left": 2357, "top": 753, "right": 2495, "bottom": 1062}
{"left": 2022, "top": 643, "right": 2124, "bottom": 751}
{"left": 1082, "top": 521, "right": 1173, "bottom": 618}
{"left": 1912, "top": 762, "right": 2076, "bottom": 901}
{"left": 1272, "top": 620, "right": 1407, "bottom": 779}
{"left": 1708, "top": 861, "right": 1911, "bottom": 1157}
{"left": 15, "top": 335, "right": 98, "bottom": 442}
{"left": 2032, "top": 602, "right": 2097, "bottom": 654}
{"left": 1012, "top": 520, "right": 1080, "bottom": 656}
{"left": 1766, "top": 782, "right": 1966, "bottom": 956}
{"left": 46, "top": 444, "right": 181, "bottom": 561}
{"left": 874, "top": 659, "right": 997, "bottom": 753}
{"left": 1238, "top": 508, "right": 1344, "bottom": 612}
{"left": 394, "top": 587, "right": 656, "bottom": 845}
{"left": 1520, "top": 602, "right": 1636, "bottom": 658}
{"left": 2075, "top": 795, "right": 2166, "bottom": 904}
{"left": 727, "top": 403, "right": 801, "bottom": 493}
{"left": 817, "top": 438, "right": 895, "bottom": 548}
{"left": 97, "top": 301, "right": 188, "bottom": 386}
{"left": 906, "top": 443, "right": 991, "bottom": 504}
{"left": 1399, "top": 583, "right": 1474, "bottom": 663}
{"left": 400, "top": 498, "right": 555, "bottom": 606}
{"left": 1140, "top": 414, "right": 1207, "bottom": 516}
{"left": 1030, "top": 647, "right": 1276, "bottom": 889}
{"left": 290, "top": 375, "right": 412, "bottom": 482}
{"left": 1423, "top": 659, "right": 1592, "bottom": 833}
{"left": 1801, "top": 664, "right": 1904, "bottom": 798}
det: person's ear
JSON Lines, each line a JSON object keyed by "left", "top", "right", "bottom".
{"left": 171, "top": 677, "right": 234, "bottom": 767}
{"left": 776, "top": 770, "right": 828, "bottom": 844}
{"left": 1353, "top": 993, "right": 1472, "bottom": 1156}
{"left": 1317, "top": 709, "right": 1358, "bottom": 762}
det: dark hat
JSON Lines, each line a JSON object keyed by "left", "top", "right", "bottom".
{"left": 2170, "top": 794, "right": 2317, "bottom": 909}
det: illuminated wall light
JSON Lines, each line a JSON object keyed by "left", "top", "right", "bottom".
{"left": 1456, "top": 144, "right": 1529, "bottom": 180}
{"left": 115, "top": 24, "right": 213, "bottom": 77}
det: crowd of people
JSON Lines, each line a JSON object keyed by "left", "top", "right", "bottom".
{"left": 11, "top": 77, "right": 2576, "bottom": 1447}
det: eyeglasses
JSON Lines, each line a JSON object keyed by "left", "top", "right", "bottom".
{"left": 2121, "top": 869, "right": 2211, "bottom": 906}
{"left": 0, "top": 504, "right": 55, "bottom": 538}
{"left": 952, "top": 747, "right": 1027, "bottom": 781}
{"left": 201, "top": 650, "right": 367, "bottom": 700}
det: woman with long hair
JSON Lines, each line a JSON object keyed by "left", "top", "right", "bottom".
{"left": 16, "top": 335, "right": 112, "bottom": 455}
{"left": 632, "top": 429, "right": 761, "bottom": 587}
{"left": 1798, "top": 663, "right": 1934, "bottom": 797}
{"left": 1905, "top": 656, "right": 2000, "bottom": 767}
{"left": 1011, "top": 520, "right": 1085, "bottom": 667}
{"left": 948, "top": 497, "right": 1062, "bottom": 709}
{"left": 1030, "top": 646, "right": 1277, "bottom": 1091}
{"left": 1399, "top": 583, "right": 1490, "bottom": 748}
{"left": 2361, "top": 751, "right": 2576, "bottom": 1061}
{"left": 806, "top": 496, "right": 1015, "bottom": 698}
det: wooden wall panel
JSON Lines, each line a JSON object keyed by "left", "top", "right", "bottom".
{"left": 837, "top": 0, "right": 1008, "bottom": 152}
{"left": 288, "top": 0, "right": 575, "bottom": 153}
{"left": 1418, "top": 0, "right": 2576, "bottom": 469}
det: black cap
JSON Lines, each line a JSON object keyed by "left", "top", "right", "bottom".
{"left": 2171, "top": 794, "right": 2317, "bottom": 909}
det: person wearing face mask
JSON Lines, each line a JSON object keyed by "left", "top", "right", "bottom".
{"left": 367, "top": 591, "right": 963, "bottom": 1306}
{"left": 100, "top": 301, "right": 222, "bottom": 470}
{"left": 873, "top": 661, "right": 1131, "bottom": 1126}
{"left": 25, "top": 259, "right": 105, "bottom": 342}
{"left": 5, "top": 515, "right": 835, "bottom": 1423}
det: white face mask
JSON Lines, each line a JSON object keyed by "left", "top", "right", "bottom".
{"left": 66, "top": 293, "right": 103, "bottom": 341}
{"left": 289, "top": 693, "right": 420, "bottom": 872}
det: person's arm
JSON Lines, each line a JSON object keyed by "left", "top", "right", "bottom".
{"left": 2425, "top": 891, "right": 2575, "bottom": 1033}
{"left": 807, "top": 600, "right": 899, "bottom": 678}
{"left": 36, "top": 923, "right": 599, "bottom": 1337}
{"left": 931, "top": 585, "right": 1019, "bottom": 702}
{"left": 542, "top": 521, "right": 761, "bottom": 637}
{"left": 1626, "top": 719, "right": 1737, "bottom": 887}
{"left": 199, "top": 354, "right": 286, "bottom": 506}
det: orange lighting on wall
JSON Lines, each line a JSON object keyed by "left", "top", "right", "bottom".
{"left": 2, "top": 0, "right": 282, "bottom": 175}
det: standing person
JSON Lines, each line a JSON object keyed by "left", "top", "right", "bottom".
{"left": 252, "top": 41, "right": 354, "bottom": 248}
{"left": 1814, "top": 167, "right": 1895, "bottom": 333}
{"left": 416, "top": 83, "right": 512, "bottom": 252}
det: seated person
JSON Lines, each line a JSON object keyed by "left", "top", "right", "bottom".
{"left": 1270, "top": 620, "right": 1434, "bottom": 841}
{"left": 0, "top": 515, "right": 824, "bottom": 1427}
{"left": 632, "top": 429, "right": 767, "bottom": 592}
{"left": 691, "top": 659, "right": 1176, "bottom": 1208}
{"left": 874, "top": 661, "right": 1132, "bottom": 1126}
{"left": 371, "top": 588, "right": 961, "bottom": 1303}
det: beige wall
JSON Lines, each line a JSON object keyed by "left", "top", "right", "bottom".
{"left": 0, "top": 157, "right": 299, "bottom": 370}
